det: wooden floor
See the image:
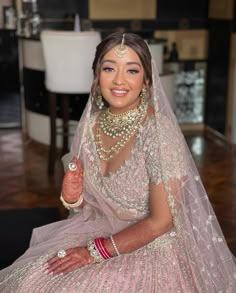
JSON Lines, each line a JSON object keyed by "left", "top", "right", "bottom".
{"left": 0, "top": 128, "right": 235, "bottom": 256}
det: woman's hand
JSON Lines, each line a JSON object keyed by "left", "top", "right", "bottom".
{"left": 47, "top": 247, "right": 94, "bottom": 275}
{"left": 61, "top": 157, "right": 84, "bottom": 203}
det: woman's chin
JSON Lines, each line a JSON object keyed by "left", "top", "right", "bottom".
{"left": 108, "top": 100, "right": 141, "bottom": 113}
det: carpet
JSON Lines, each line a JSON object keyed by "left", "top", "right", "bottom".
{"left": 0, "top": 208, "right": 61, "bottom": 269}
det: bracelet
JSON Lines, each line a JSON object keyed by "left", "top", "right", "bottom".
{"left": 87, "top": 240, "right": 104, "bottom": 263}
{"left": 60, "top": 193, "right": 84, "bottom": 210}
{"left": 94, "top": 237, "right": 112, "bottom": 259}
{"left": 110, "top": 235, "right": 121, "bottom": 256}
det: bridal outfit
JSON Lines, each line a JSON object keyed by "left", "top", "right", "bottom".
{"left": 0, "top": 61, "right": 235, "bottom": 292}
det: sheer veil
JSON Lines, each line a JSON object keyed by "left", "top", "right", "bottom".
{"left": 150, "top": 60, "right": 236, "bottom": 291}
{"left": 63, "top": 59, "right": 236, "bottom": 291}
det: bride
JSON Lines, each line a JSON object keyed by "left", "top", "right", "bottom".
{"left": 0, "top": 32, "right": 235, "bottom": 292}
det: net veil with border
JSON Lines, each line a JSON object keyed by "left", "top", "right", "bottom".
{"left": 62, "top": 59, "right": 236, "bottom": 292}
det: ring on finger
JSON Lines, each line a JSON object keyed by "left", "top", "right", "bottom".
{"left": 57, "top": 249, "right": 67, "bottom": 258}
{"left": 68, "top": 162, "right": 77, "bottom": 171}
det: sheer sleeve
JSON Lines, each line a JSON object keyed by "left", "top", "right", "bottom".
{"left": 143, "top": 113, "right": 187, "bottom": 185}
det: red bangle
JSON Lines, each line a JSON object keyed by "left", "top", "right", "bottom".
{"left": 100, "top": 237, "right": 112, "bottom": 258}
{"left": 94, "top": 237, "right": 112, "bottom": 259}
{"left": 94, "top": 238, "right": 107, "bottom": 259}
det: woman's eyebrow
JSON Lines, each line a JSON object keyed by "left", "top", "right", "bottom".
{"left": 102, "top": 60, "right": 142, "bottom": 68}
{"left": 126, "top": 61, "right": 142, "bottom": 68}
{"left": 101, "top": 59, "right": 116, "bottom": 64}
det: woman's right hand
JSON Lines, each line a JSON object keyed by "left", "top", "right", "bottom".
{"left": 47, "top": 246, "right": 94, "bottom": 275}
{"left": 61, "top": 156, "right": 84, "bottom": 203}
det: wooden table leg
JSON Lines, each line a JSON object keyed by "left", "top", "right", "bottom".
{"left": 61, "top": 94, "right": 69, "bottom": 155}
{"left": 48, "top": 92, "right": 57, "bottom": 176}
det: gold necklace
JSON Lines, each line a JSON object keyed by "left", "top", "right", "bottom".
{"left": 95, "top": 98, "right": 147, "bottom": 161}
{"left": 99, "top": 97, "right": 146, "bottom": 138}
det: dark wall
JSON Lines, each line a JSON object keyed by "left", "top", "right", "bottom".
{"left": 205, "top": 0, "right": 236, "bottom": 135}
{"left": 0, "top": 30, "right": 19, "bottom": 91}
{"left": 38, "top": 0, "right": 88, "bottom": 19}
{"left": 158, "top": 0, "right": 208, "bottom": 20}
{"left": 205, "top": 20, "right": 231, "bottom": 134}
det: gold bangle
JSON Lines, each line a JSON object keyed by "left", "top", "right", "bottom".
{"left": 60, "top": 193, "right": 84, "bottom": 210}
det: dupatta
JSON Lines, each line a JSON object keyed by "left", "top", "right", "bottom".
{"left": 63, "top": 60, "right": 236, "bottom": 292}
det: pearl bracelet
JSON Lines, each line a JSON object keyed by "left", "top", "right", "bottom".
{"left": 110, "top": 235, "right": 121, "bottom": 256}
{"left": 60, "top": 193, "right": 84, "bottom": 210}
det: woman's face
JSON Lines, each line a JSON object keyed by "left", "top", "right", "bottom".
{"left": 99, "top": 45, "right": 145, "bottom": 114}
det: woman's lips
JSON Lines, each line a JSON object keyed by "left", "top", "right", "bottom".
{"left": 111, "top": 89, "right": 129, "bottom": 97}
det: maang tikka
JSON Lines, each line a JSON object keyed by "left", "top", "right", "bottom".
{"left": 114, "top": 34, "right": 128, "bottom": 58}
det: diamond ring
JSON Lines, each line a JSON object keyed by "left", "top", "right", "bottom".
{"left": 57, "top": 249, "right": 67, "bottom": 258}
{"left": 68, "top": 162, "right": 77, "bottom": 171}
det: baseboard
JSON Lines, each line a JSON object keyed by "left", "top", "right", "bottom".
{"left": 204, "top": 126, "right": 236, "bottom": 152}
{"left": 204, "top": 125, "right": 228, "bottom": 141}
{"left": 180, "top": 123, "right": 204, "bottom": 134}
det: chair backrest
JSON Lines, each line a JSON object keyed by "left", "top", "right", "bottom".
{"left": 41, "top": 30, "right": 101, "bottom": 94}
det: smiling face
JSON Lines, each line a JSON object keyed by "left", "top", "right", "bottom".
{"left": 99, "top": 46, "right": 145, "bottom": 114}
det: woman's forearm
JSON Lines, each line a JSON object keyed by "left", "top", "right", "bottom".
{"left": 103, "top": 216, "right": 173, "bottom": 256}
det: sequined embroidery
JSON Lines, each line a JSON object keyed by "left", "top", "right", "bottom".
{"left": 83, "top": 112, "right": 187, "bottom": 224}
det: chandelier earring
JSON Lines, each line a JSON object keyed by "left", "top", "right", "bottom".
{"left": 139, "top": 87, "right": 147, "bottom": 103}
{"left": 95, "top": 89, "right": 105, "bottom": 110}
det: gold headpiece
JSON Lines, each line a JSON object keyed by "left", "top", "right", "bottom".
{"left": 114, "top": 34, "right": 128, "bottom": 58}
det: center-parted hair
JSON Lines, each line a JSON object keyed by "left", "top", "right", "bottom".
{"left": 91, "top": 32, "right": 153, "bottom": 97}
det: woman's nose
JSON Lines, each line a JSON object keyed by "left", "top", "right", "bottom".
{"left": 112, "top": 70, "right": 125, "bottom": 85}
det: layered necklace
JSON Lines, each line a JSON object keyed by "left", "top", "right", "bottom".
{"left": 95, "top": 97, "right": 148, "bottom": 161}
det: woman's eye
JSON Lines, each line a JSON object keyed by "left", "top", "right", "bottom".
{"left": 102, "top": 67, "right": 114, "bottom": 72}
{"left": 128, "top": 69, "right": 139, "bottom": 74}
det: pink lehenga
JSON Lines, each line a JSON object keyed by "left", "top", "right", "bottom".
{"left": 0, "top": 61, "right": 235, "bottom": 292}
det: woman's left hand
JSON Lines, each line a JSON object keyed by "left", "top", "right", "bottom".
{"left": 47, "top": 247, "right": 94, "bottom": 275}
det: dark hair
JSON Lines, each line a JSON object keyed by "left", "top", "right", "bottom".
{"left": 91, "top": 32, "right": 152, "bottom": 97}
